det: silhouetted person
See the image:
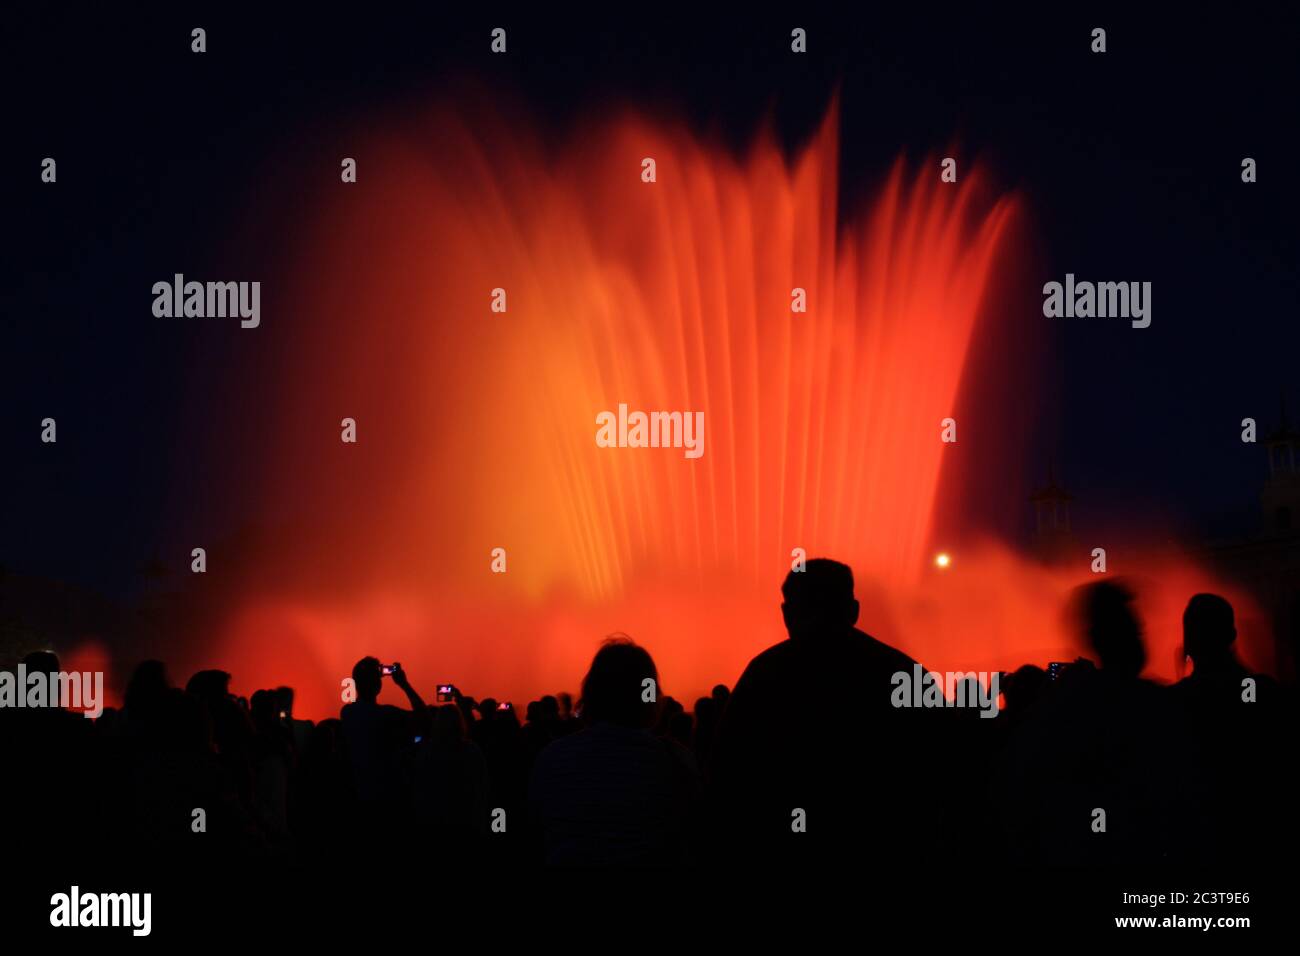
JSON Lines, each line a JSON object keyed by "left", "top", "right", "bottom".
{"left": 1177, "top": 593, "right": 1267, "bottom": 691}
{"left": 522, "top": 700, "right": 551, "bottom": 759}
{"left": 1003, "top": 665, "right": 1046, "bottom": 715}
{"left": 297, "top": 718, "right": 355, "bottom": 853}
{"left": 711, "top": 559, "right": 945, "bottom": 864}
{"left": 456, "top": 693, "right": 478, "bottom": 729}
{"left": 114, "top": 681, "right": 260, "bottom": 862}
{"left": 1172, "top": 593, "right": 1291, "bottom": 863}
{"left": 186, "top": 670, "right": 254, "bottom": 758}
{"left": 995, "top": 581, "right": 1187, "bottom": 864}
{"left": 0, "top": 651, "right": 93, "bottom": 858}
{"left": 413, "top": 704, "right": 489, "bottom": 855}
{"left": 556, "top": 691, "right": 576, "bottom": 724}
{"left": 654, "top": 695, "right": 684, "bottom": 739}
{"left": 185, "top": 669, "right": 258, "bottom": 814}
{"left": 1079, "top": 580, "right": 1147, "bottom": 678}
{"left": 339, "top": 658, "right": 428, "bottom": 837}
{"left": 250, "top": 688, "right": 292, "bottom": 841}
{"left": 529, "top": 637, "right": 700, "bottom": 865}
{"left": 275, "top": 685, "right": 313, "bottom": 756}
{"left": 123, "top": 659, "right": 171, "bottom": 735}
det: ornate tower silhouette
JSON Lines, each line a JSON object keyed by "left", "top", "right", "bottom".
{"left": 1262, "top": 395, "right": 1300, "bottom": 534}
{"left": 1030, "top": 462, "right": 1075, "bottom": 563}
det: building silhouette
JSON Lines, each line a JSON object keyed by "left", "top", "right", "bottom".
{"left": 1206, "top": 399, "right": 1300, "bottom": 681}
{"left": 1029, "top": 462, "right": 1076, "bottom": 565}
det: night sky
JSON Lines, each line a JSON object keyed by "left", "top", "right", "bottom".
{"left": 5, "top": 8, "right": 1298, "bottom": 600}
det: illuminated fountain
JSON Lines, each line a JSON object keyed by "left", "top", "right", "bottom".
{"left": 173, "top": 103, "right": 1264, "bottom": 718}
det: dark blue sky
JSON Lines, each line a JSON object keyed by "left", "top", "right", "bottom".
{"left": 4, "top": 8, "right": 1297, "bottom": 598}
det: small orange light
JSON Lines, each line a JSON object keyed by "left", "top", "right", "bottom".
{"left": 934, "top": 552, "right": 951, "bottom": 569}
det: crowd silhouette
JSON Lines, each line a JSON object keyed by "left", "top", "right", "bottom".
{"left": 2, "top": 559, "right": 1294, "bottom": 869}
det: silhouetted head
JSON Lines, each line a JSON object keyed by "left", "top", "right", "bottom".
{"left": 275, "top": 686, "right": 295, "bottom": 718}
{"left": 540, "top": 694, "right": 559, "bottom": 721}
{"left": 579, "top": 636, "right": 660, "bottom": 729}
{"left": 19, "top": 651, "right": 61, "bottom": 710}
{"left": 1002, "top": 664, "right": 1048, "bottom": 714}
{"left": 1072, "top": 581, "right": 1146, "bottom": 678}
{"left": 250, "top": 689, "right": 279, "bottom": 730}
{"left": 351, "top": 657, "right": 383, "bottom": 703}
{"left": 126, "top": 659, "right": 169, "bottom": 714}
{"left": 22, "top": 650, "right": 59, "bottom": 677}
{"left": 654, "top": 695, "right": 683, "bottom": 736}
{"left": 1183, "top": 593, "right": 1237, "bottom": 667}
{"left": 431, "top": 703, "right": 468, "bottom": 746}
{"left": 556, "top": 691, "right": 574, "bottom": 718}
{"left": 710, "top": 684, "right": 730, "bottom": 708}
{"left": 781, "top": 558, "right": 859, "bottom": 640}
{"left": 186, "top": 669, "right": 232, "bottom": 703}
{"left": 458, "top": 695, "right": 477, "bottom": 723}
